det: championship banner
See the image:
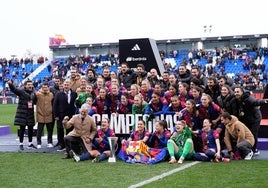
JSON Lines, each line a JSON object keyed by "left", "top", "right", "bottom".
{"left": 91, "top": 114, "right": 180, "bottom": 134}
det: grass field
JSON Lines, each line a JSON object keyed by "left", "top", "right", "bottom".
{"left": 0, "top": 152, "right": 267, "bottom": 188}
{"left": 0, "top": 104, "right": 17, "bottom": 133}
{"left": 0, "top": 104, "right": 55, "bottom": 134}
{"left": 1, "top": 104, "right": 268, "bottom": 188}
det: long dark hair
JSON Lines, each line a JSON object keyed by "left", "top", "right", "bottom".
{"left": 158, "top": 119, "right": 168, "bottom": 130}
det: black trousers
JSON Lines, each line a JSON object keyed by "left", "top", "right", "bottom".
{"left": 37, "top": 122, "right": 54, "bottom": 145}
{"left": 19, "top": 125, "right": 33, "bottom": 143}
{"left": 64, "top": 136, "right": 87, "bottom": 156}
{"left": 56, "top": 118, "right": 73, "bottom": 148}
{"left": 237, "top": 140, "right": 253, "bottom": 158}
{"left": 248, "top": 120, "right": 260, "bottom": 152}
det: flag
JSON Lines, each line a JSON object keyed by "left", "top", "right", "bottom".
{"left": 55, "top": 34, "right": 66, "bottom": 43}
{"left": 49, "top": 34, "right": 66, "bottom": 46}
{"left": 117, "top": 141, "right": 167, "bottom": 165}
{"left": 49, "top": 37, "right": 60, "bottom": 46}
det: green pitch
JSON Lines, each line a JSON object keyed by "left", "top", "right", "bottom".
{"left": 0, "top": 104, "right": 17, "bottom": 133}
{"left": 1, "top": 105, "right": 267, "bottom": 188}
{"left": 0, "top": 152, "right": 267, "bottom": 188}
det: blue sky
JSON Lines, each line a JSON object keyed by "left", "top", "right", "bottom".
{"left": 0, "top": 0, "right": 267, "bottom": 58}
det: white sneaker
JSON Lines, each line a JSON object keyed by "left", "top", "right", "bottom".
{"left": 47, "top": 143, "right": 53, "bottom": 148}
{"left": 254, "top": 149, "right": 260, "bottom": 156}
{"left": 74, "top": 155, "right": 80, "bottom": 162}
{"left": 70, "top": 150, "right": 80, "bottom": 162}
{"left": 92, "top": 155, "right": 100, "bottom": 163}
{"left": 37, "top": 145, "right": 41, "bottom": 149}
{"left": 27, "top": 144, "right": 37, "bottom": 149}
{"left": 244, "top": 150, "right": 253, "bottom": 160}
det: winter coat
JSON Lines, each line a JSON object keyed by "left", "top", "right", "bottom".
{"left": 177, "top": 69, "right": 192, "bottom": 85}
{"left": 9, "top": 84, "right": 35, "bottom": 127}
{"left": 234, "top": 91, "right": 266, "bottom": 124}
{"left": 118, "top": 69, "right": 137, "bottom": 89}
{"left": 33, "top": 90, "right": 54, "bottom": 123}
{"left": 50, "top": 84, "right": 61, "bottom": 97}
{"left": 64, "top": 114, "right": 97, "bottom": 152}
{"left": 217, "top": 93, "right": 237, "bottom": 115}
{"left": 224, "top": 115, "right": 255, "bottom": 151}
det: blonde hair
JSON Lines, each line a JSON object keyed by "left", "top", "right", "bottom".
{"left": 131, "top": 84, "right": 141, "bottom": 93}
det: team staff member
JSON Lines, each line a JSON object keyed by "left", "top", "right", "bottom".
{"left": 8, "top": 79, "right": 37, "bottom": 150}
{"left": 71, "top": 118, "right": 114, "bottom": 162}
{"left": 233, "top": 86, "right": 268, "bottom": 155}
{"left": 220, "top": 112, "right": 255, "bottom": 160}
{"left": 33, "top": 82, "right": 54, "bottom": 148}
{"left": 53, "top": 80, "right": 77, "bottom": 151}
{"left": 62, "top": 104, "right": 97, "bottom": 159}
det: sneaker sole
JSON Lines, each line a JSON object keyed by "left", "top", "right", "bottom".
{"left": 254, "top": 152, "right": 260, "bottom": 156}
{"left": 27, "top": 147, "right": 37, "bottom": 149}
{"left": 57, "top": 148, "right": 66, "bottom": 152}
{"left": 74, "top": 157, "right": 80, "bottom": 162}
{"left": 92, "top": 155, "right": 100, "bottom": 163}
{"left": 244, "top": 155, "right": 253, "bottom": 160}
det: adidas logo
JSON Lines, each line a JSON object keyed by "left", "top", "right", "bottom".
{"left": 131, "top": 44, "right": 140, "bottom": 51}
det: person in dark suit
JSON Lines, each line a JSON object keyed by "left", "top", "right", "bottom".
{"left": 53, "top": 80, "right": 77, "bottom": 151}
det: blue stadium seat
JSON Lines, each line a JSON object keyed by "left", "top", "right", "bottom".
{"left": 95, "top": 66, "right": 103, "bottom": 75}
{"left": 110, "top": 65, "right": 118, "bottom": 72}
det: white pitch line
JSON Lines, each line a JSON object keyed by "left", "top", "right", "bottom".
{"left": 128, "top": 161, "right": 200, "bottom": 188}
